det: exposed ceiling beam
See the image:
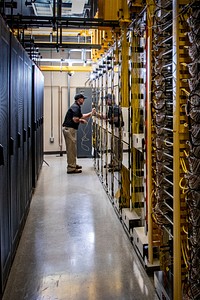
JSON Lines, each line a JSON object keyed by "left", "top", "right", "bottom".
{"left": 26, "top": 42, "right": 101, "bottom": 49}
{"left": 18, "top": 28, "right": 93, "bottom": 37}
{"left": 39, "top": 65, "right": 92, "bottom": 72}
{"left": 39, "top": 58, "right": 93, "bottom": 64}
{"left": 6, "top": 16, "right": 119, "bottom": 30}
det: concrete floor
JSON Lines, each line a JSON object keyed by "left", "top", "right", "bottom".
{"left": 2, "top": 155, "right": 159, "bottom": 300}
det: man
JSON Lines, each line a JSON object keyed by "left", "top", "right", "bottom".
{"left": 62, "top": 93, "right": 95, "bottom": 174}
{"left": 105, "top": 94, "right": 124, "bottom": 172}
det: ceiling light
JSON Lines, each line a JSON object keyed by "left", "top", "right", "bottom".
{"left": 32, "top": 2, "right": 53, "bottom": 17}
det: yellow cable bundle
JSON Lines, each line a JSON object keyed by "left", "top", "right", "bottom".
{"left": 120, "top": 27, "right": 129, "bottom": 108}
{"left": 180, "top": 157, "right": 188, "bottom": 174}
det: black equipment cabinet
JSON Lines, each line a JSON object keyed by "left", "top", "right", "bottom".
{"left": 0, "top": 15, "right": 44, "bottom": 297}
{"left": 10, "top": 33, "right": 22, "bottom": 255}
{"left": 32, "top": 64, "right": 44, "bottom": 188}
{"left": 23, "top": 51, "right": 33, "bottom": 213}
{"left": 0, "top": 15, "right": 11, "bottom": 296}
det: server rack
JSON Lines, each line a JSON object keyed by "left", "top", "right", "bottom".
{"left": 146, "top": 1, "right": 192, "bottom": 299}
{"left": 186, "top": 2, "right": 200, "bottom": 299}
{"left": 0, "top": 15, "right": 11, "bottom": 296}
{"left": 10, "top": 31, "right": 24, "bottom": 255}
{"left": 92, "top": 2, "right": 200, "bottom": 299}
{"left": 24, "top": 51, "right": 33, "bottom": 212}
{"left": 0, "top": 15, "right": 44, "bottom": 297}
{"left": 92, "top": 44, "right": 123, "bottom": 205}
{"left": 32, "top": 64, "right": 44, "bottom": 188}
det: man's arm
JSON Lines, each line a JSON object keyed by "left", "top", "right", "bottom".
{"left": 73, "top": 108, "right": 96, "bottom": 123}
{"left": 82, "top": 108, "right": 96, "bottom": 119}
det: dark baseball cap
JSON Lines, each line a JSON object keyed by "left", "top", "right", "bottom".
{"left": 74, "top": 93, "right": 87, "bottom": 100}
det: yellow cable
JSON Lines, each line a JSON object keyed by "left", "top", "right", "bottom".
{"left": 180, "top": 157, "right": 188, "bottom": 174}
{"left": 181, "top": 241, "right": 189, "bottom": 269}
{"left": 179, "top": 177, "right": 188, "bottom": 191}
{"left": 184, "top": 149, "right": 189, "bottom": 158}
{"left": 182, "top": 225, "right": 188, "bottom": 235}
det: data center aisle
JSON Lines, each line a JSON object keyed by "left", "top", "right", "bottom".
{"left": 2, "top": 155, "right": 158, "bottom": 300}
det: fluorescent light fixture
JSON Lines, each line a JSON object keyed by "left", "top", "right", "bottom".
{"left": 32, "top": 2, "right": 53, "bottom": 17}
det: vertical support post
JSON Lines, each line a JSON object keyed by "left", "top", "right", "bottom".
{"left": 50, "top": 58, "right": 54, "bottom": 141}
{"left": 173, "top": 0, "right": 181, "bottom": 298}
{"left": 57, "top": 0, "right": 62, "bottom": 18}
{"left": 67, "top": 73, "right": 71, "bottom": 109}
{"left": 147, "top": 36, "right": 153, "bottom": 264}
{"left": 58, "top": 86, "right": 63, "bottom": 156}
{"left": 53, "top": 0, "right": 56, "bottom": 19}
{"left": 146, "top": 0, "right": 154, "bottom": 265}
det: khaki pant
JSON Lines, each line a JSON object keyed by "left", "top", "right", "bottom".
{"left": 62, "top": 127, "right": 77, "bottom": 172}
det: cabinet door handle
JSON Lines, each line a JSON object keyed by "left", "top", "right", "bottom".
{"left": 23, "top": 129, "right": 27, "bottom": 142}
{"left": 0, "top": 144, "right": 4, "bottom": 166}
{"left": 28, "top": 126, "right": 31, "bottom": 138}
{"left": 18, "top": 132, "right": 21, "bottom": 148}
{"left": 10, "top": 137, "right": 14, "bottom": 156}
{"left": 34, "top": 121, "right": 37, "bottom": 131}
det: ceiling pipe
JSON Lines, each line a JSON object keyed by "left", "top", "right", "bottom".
{"left": 52, "top": 0, "right": 56, "bottom": 31}
{"left": 60, "top": 22, "right": 62, "bottom": 46}
{"left": 57, "top": 0, "right": 62, "bottom": 19}
{"left": 53, "top": 0, "right": 56, "bottom": 18}
{"left": 56, "top": 22, "right": 59, "bottom": 50}
{"left": 57, "top": 0, "right": 62, "bottom": 49}
{"left": 5, "top": 16, "right": 120, "bottom": 30}
{"left": 31, "top": 42, "right": 101, "bottom": 49}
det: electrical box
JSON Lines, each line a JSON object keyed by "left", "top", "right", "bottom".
{"left": 122, "top": 208, "right": 140, "bottom": 233}
{"left": 133, "top": 133, "right": 144, "bottom": 152}
{"left": 132, "top": 227, "right": 148, "bottom": 259}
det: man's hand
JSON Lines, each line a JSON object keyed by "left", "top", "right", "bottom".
{"left": 73, "top": 117, "right": 80, "bottom": 123}
{"left": 79, "top": 119, "right": 87, "bottom": 124}
{"left": 73, "top": 117, "right": 87, "bottom": 124}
